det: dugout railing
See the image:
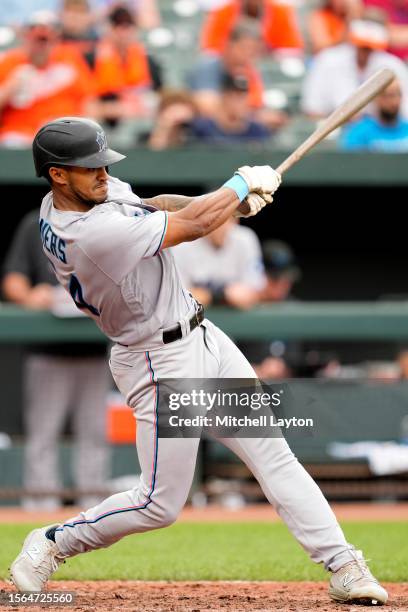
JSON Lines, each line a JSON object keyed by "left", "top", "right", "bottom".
{"left": 0, "top": 149, "right": 407, "bottom": 187}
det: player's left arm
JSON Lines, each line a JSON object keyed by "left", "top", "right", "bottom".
{"left": 143, "top": 194, "right": 195, "bottom": 212}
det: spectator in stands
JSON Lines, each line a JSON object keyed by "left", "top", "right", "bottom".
{"left": 60, "top": 0, "right": 99, "bottom": 68}
{"left": 341, "top": 78, "right": 408, "bottom": 150}
{"left": 302, "top": 16, "right": 408, "bottom": 118}
{"left": 201, "top": 0, "right": 303, "bottom": 54}
{"left": 172, "top": 218, "right": 265, "bottom": 310}
{"left": 148, "top": 77, "right": 275, "bottom": 150}
{"left": 308, "top": 0, "right": 362, "bottom": 54}
{"left": 364, "top": 0, "right": 408, "bottom": 59}
{"left": 2, "top": 211, "right": 111, "bottom": 510}
{"left": 94, "top": 0, "right": 161, "bottom": 30}
{"left": 191, "top": 74, "right": 272, "bottom": 145}
{"left": 243, "top": 240, "right": 302, "bottom": 379}
{"left": 0, "top": 11, "right": 94, "bottom": 147}
{"left": 147, "top": 90, "right": 198, "bottom": 150}
{"left": 90, "top": 4, "right": 160, "bottom": 126}
{"left": 190, "top": 21, "right": 287, "bottom": 128}
{"left": 0, "top": 0, "right": 160, "bottom": 30}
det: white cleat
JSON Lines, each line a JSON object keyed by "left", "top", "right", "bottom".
{"left": 10, "top": 525, "right": 66, "bottom": 592}
{"left": 329, "top": 551, "right": 388, "bottom": 606}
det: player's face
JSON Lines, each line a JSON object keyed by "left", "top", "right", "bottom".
{"left": 65, "top": 166, "right": 109, "bottom": 206}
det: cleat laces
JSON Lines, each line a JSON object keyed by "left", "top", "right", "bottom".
{"left": 33, "top": 546, "right": 65, "bottom": 586}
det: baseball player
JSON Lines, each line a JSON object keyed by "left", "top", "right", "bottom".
{"left": 11, "top": 117, "right": 387, "bottom": 606}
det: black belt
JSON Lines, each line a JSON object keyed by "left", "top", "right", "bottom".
{"left": 163, "top": 304, "right": 204, "bottom": 344}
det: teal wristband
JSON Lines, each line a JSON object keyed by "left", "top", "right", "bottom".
{"left": 222, "top": 174, "right": 249, "bottom": 202}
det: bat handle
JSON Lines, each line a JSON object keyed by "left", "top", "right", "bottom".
{"left": 275, "top": 152, "right": 301, "bottom": 176}
{"left": 275, "top": 160, "right": 291, "bottom": 176}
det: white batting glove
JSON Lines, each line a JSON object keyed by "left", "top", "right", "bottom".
{"left": 234, "top": 192, "right": 273, "bottom": 218}
{"left": 235, "top": 165, "right": 281, "bottom": 195}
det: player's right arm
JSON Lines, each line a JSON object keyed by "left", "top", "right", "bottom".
{"left": 162, "top": 188, "right": 239, "bottom": 249}
{"left": 162, "top": 166, "right": 281, "bottom": 249}
{"left": 77, "top": 166, "right": 279, "bottom": 281}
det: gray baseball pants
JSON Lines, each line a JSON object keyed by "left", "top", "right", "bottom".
{"left": 55, "top": 321, "right": 356, "bottom": 572}
{"left": 24, "top": 354, "right": 110, "bottom": 508}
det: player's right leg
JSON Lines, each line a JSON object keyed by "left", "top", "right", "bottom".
{"left": 11, "top": 327, "right": 212, "bottom": 591}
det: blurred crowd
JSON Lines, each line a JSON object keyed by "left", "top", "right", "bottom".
{"left": 0, "top": 0, "right": 408, "bottom": 151}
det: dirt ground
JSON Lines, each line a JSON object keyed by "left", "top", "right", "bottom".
{"left": 1, "top": 505, "right": 407, "bottom": 611}
{"left": 0, "top": 581, "right": 407, "bottom": 612}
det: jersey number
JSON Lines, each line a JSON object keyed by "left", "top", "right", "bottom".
{"left": 69, "top": 275, "right": 100, "bottom": 317}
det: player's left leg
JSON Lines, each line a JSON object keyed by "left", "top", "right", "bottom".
{"left": 10, "top": 327, "right": 209, "bottom": 591}
{"left": 205, "top": 320, "right": 387, "bottom": 605}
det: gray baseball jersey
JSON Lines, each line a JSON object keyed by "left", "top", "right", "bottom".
{"left": 39, "top": 176, "right": 195, "bottom": 346}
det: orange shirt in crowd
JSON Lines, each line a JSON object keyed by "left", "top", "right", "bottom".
{"left": 0, "top": 45, "right": 93, "bottom": 141}
{"left": 308, "top": 8, "right": 347, "bottom": 53}
{"left": 93, "top": 40, "right": 151, "bottom": 97}
{"left": 201, "top": 0, "right": 303, "bottom": 53}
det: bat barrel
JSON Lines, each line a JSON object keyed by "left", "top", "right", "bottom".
{"left": 276, "top": 68, "right": 395, "bottom": 176}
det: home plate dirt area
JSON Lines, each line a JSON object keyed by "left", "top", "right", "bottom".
{"left": 0, "top": 581, "right": 408, "bottom": 611}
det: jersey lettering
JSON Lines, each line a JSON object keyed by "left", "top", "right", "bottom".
{"left": 69, "top": 274, "right": 100, "bottom": 317}
{"left": 39, "top": 218, "right": 67, "bottom": 263}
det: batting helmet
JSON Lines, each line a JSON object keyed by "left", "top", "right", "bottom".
{"left": 32, "top": 116, "right": 126, "bottom": 177}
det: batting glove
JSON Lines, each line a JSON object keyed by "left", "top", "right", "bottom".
{"left": 234, "top": 192, "right": 273, "bottom": 218}
{"left": 235, "top": 165, "right": 281, "bottom": 195}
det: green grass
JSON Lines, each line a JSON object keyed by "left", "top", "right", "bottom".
{"left": 1, "top": 522, "right": 406, "bottom": 582}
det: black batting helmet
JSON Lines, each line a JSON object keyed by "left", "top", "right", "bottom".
{"left": 32, "top": 116, "right": 126, "bottom": 177}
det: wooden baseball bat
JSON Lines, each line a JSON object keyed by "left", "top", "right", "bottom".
{"left": 276, "top": 68, "right": 395, "bottom": 176}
